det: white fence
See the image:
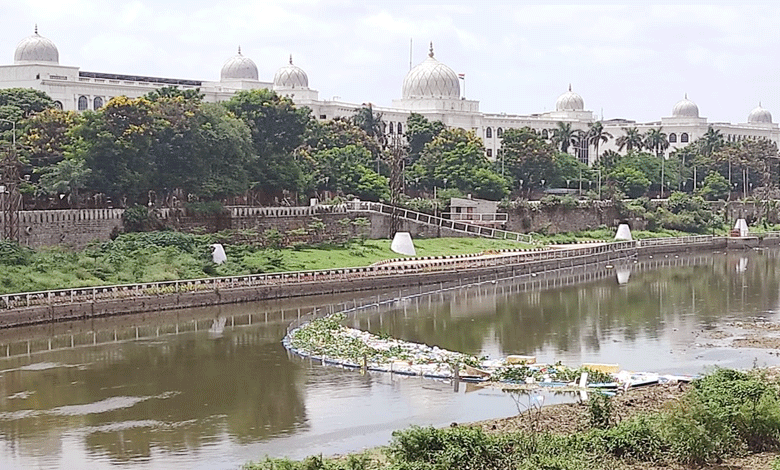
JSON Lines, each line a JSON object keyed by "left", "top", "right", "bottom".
{"left": 346, "top": 201, "right": 530, "bottom": 243}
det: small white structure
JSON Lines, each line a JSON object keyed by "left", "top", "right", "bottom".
{"left": 614, "top": 224, "right": 633, "bottom": 241}
{"left": 734, "top": 218, "right": 749, "bottom": 237}
{"left": 390, "top": 232, "right": 416, "bottom": 256}
{"left": 211, "top": 243, "right": 227, "bottom": 265}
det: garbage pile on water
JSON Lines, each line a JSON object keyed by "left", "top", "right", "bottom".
{"left": 284, "top": 314, "right": 696, "bottom": 391}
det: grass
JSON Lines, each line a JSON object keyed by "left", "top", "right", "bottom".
{"left": 0, "top": 234, "right": 534, "bottom": 295}
{"left": 0, "top": 225, "right": 707, "bottom": 296}
{"left": 243, "top": 368, "right": 780, "bottom": 470}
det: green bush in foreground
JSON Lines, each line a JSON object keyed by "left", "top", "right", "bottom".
{"left": 248, "top": 368, "right": 780, "bottom": 470}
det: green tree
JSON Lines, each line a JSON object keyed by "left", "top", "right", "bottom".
{"left": 587, "top": 121, "right": 612, "bottom": 161}
{"left": 405, "top": 113, "right": 445, "bottom": 164}
{"left": 644, "top": 127, "right": 669, "bottom": 158}
{"left": 410, "top": 128, "right": 508, "bottom": 199}
{"left": 36, "top": 157, "right": 92, "bottom": 207}
{"left": 697, "top": 126, "right": 725, "bottom": 159}
{"left": 224, "top": 89, "right": 312, "bottom": 196}
{"left": 698, "top": 172, "right": 730, "bottom": 201}
{"left": 616, "top": 127, "right": 643, "bottom": 152}
{"left": 609, "top": 166, "right": 650, "bottom": 198}
{"left": 551, "top": 121, "right": 576, "bottom": 153}
{"left": 351, "top": 103, "right": 386, "bottom": 150}
{"left": 71, "top": 96, "right": 157, "bottom": 203}
{"left": 499, "top": 127, "right": 557, "bottom": 192}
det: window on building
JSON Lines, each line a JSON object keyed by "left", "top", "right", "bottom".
{"left": 576, "top": 138, "right": 589, "bottom": 165}
{"left": 388, "top": 122, "right": 394, "bottom": 134}
{"left": 541, "top": 129, "right": 549, "bottom": 139}
{"left": 486, "top": 149, "right": 492, "bottom": 158}
{"left": 319, "top": 114, "right": 327, "bottom": 119}
{"left": 77, "top": 96, "right": 88, "bottom": 111}
{"left": 497, "top": 127, "right": 503, "bottom": 138}
{"left": 54, "top": 101, "right": 63, "bottom": 110}
{"left": 93, "top": 97, "right": 104, "bottom": 109}
{"left": 669, "top": 133, "right": 677, "bottom": 143}
{"left": 486, "top": 127, "right": 492, "bottom": 138}
{"left": 681, "top": 133, "right": 689, "bottom": 143}
{"left": 397, "top": 123, "right": 402, "bottom": 134}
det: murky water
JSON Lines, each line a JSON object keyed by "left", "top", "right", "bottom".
{"left": 0, "top": 250, "right": 778, "bottom": 469}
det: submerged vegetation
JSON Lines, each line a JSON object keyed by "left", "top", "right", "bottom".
{"left": 245, "top": 368, "right": 780, "bottom": 470}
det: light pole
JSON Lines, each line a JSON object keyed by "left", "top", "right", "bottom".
{"left": 0, "top": 118, "right": 19, "bottom": 241}
{"left": 596, "top": 168, "right": 602, "bottom": 200}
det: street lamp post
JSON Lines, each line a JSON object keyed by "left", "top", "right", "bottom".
{"left": 0, "top": 118, "right": 19, "bottom": 241}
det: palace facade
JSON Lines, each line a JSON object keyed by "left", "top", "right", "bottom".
{"left": 2, "top": 28, "right": 778, "bottom": 166}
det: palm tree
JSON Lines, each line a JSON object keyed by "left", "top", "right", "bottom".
{"left": 587, "top": 121, "right": 612, "bottom": 162}
{"left": 616, "top": 127, "right": 643, "bottom": 152}
{"left": 352, "top": 103, "right": 386, "bottom": 171}
{"left": 643, "top": 127, "right": 669, "bottom": 158}
{"left": 697, "top": 126, "right": 724, "bottom": 159}
{"left": 552, "top": 121, "right": 575, "bottom": 153}
{"left": 644, "top": 127, "right": 670, "bottom": 198}
{"left": 352, "top": 103, "right": 386, "bottom": 148}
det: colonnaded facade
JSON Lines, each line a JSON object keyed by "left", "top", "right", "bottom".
{"left": 2, "top": 27, "right": 778, "bottom": 166}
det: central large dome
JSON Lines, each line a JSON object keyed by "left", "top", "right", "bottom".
{"left": 672, "top": 94, "right": 699, "bottom": 118}
{"left": 402, "top": 43, "right": 460, "bottom": 100}
{"left": 555, "top": 85, "right": 584, "bottom": 111}
{"left": 748, "top": 103, "right": 772, "bottom": 124}
{"left": 14, "top": 26, "right": 59, "bottom": 64}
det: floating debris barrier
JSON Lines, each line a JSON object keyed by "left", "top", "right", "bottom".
{"left": 284, "top": 313, "right": 696, "bottom": 389}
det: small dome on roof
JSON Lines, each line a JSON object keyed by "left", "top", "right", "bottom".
{"left": 220, "top": 47, "right": 258, "bottom": 81}
{"left": 273, "top": 55, "right": 309, "bottom": 89}
{"left": 748, "top": 103, "right": 772, "bottom": 124}
{"left": 14, "top": 26, "right": 59, "bottom": 64}
{"left": 672, "top": 94, "right": 699, "bottom": 118}
{"left": 555, "top": 84, "right": 584, "bottom": 111}
{"left": 402, "top": 43, "right": 460, "bottom": 100}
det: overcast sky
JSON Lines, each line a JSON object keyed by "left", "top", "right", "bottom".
{"left": 2, "top": 1, "right": 780, "bottom": 124}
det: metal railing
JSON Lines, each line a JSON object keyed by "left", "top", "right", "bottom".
{"left": 346, "top": 201, "right": 531, "bottom": 243}
{"left": 0, "top": 241, "right": 636, "bottom": 311}
{"left": 636, "top": 235, "right": 715, "bottom": 247}
{"left": 442, "top": 212, "right": 508, "bottom": 223}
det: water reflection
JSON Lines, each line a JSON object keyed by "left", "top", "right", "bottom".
{"left": 0, "top": 251, "right": 778, "bottom": 469}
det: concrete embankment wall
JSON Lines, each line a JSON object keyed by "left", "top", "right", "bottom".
{"left": 0, "top": 244, "right": 635, "bottom": 328}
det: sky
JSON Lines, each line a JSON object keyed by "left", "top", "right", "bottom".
{"left": 2, "top": 0, "right": 780, "bottom": 124}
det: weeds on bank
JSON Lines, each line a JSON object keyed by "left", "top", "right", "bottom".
{"left": 247, "top": 368, "right": 780, "bottom": 470}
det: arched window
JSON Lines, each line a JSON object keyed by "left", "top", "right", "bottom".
{"left": 77, "top": 96, "right": 88, "bottom": 111}
{"left": 54, "top": 101, "right": 63, "bottom": 110}
{"left": 541, "top": 129, "right": 549, "bottom": 139}
{"left": 681, "top": 133, "right": 689, "bottom": 143}
{"left": 486, "top": 127, "right": 492, "bottom": 138}
{"left": 93, "top": 96, "right": 104, "bottom": 109}
{"left": 388, "top": 122, "right": 394, "bottom": 134}
{"left": 497, "top": 127, "right": 503, "bottom": 138}
{"left": 397, "top": 123, "right": 402, "bottom": 134}
{"left": 669, "top": 133, "right": 677, "bottom": 143}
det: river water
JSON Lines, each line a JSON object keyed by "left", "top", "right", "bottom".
{"left": 0, "top": 250, "right": 778, "bottom": 469}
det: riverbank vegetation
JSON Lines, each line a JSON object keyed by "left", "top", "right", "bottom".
{"left": 0, "top": 233, "right": 532, "bottom": 294}
{"left": 244, "top": 368, "right": 780, "bottom": 470}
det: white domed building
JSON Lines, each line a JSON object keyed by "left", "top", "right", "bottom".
{"left": 272, "top": 56, "right": 318, "bottom": 101}
{"left": 392, "top": 43, "right": 478, "bottom": 114}
{"left": 0, "top": 29, "right": 777, "bottom": 167}
{"left": 220, "top": 47, "right": 259, "bottom": 82}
